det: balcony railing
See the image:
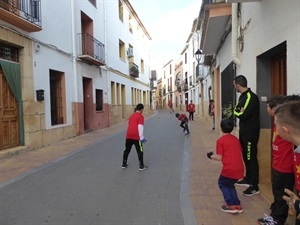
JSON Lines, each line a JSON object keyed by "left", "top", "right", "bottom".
{"left": 0, "top": 0, "right": 42, "bottom": 32}
{"left": 182, "top": 83, "right": 188, "bottom": 92}
{"left": 129, "top": 62, "right": 139, "bottom": 78}
{"left": 150, "top": 70, "right": 157, "bottom": 81}
{"left": 77, "top": 33, "right": 105, "bottom": 66}
{"left": 168, "top": 86, "right": 172, "bottom": 92}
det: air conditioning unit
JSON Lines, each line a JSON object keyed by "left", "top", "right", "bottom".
{"left": 127, "top": 47, "right": 133, "bottom": 57}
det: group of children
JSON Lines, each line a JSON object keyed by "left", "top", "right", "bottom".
{"left": 206, "top": 95, "right": 300, "bottom": 225}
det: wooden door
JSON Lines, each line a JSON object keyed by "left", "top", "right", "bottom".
{"left": 271, "top": 53, "right": 287, "bottom": 95}
{"left": 0, "top": 69, "right": 19, "bottom": 150}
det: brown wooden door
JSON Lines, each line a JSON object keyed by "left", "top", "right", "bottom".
{"left": 0, "top": 69, "right": 20, "bottom": 150}
{"left": 271, "top": 53, "right": 287, "bottom": 95}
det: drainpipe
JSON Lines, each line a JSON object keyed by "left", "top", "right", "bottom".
{"left": 232, "top": 3, "right": 240, "bottom": 66}
{"left": 103, "top": 0, "right": 111, "bottom": 127}
{"left": 70, "top": 0, "right": 79, "bottom": 134}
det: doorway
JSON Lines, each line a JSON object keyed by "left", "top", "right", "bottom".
{"left": 82, "top": 77, "right": 93, "bottom": 132}
{"left": 0, "top": 68, "right": 20, "bottom": 150}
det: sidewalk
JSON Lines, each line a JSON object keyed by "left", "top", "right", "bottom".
{"left": 0, "top": 111, "right": 273, "bottom": 224}
{"left": 188, "top": 116, "right": 272, "bottom": 225}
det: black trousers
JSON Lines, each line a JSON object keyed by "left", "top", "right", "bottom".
{"left": 179, "top": 117, "right": 190, "bottom": 133}
{"left": 270, "top": 169, "right": 294, "bottom": 225}
{"left": 189, "top": 112, "right": 194, "bottom": 121}
{"left": 239, "top": 130, "right": 260, "bottom": 189}
{"left": 122, "top": 139, "right": 144, "bottom": 166}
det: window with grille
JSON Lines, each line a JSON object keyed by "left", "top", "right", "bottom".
{"left": 96, "top": 89, "right": 103, "bottom": 111}
{"left": 0, "top": 43, "right": 19, "bottom": 62}
{"left": 50, "top": 70, "right": 65, "bottom": 125}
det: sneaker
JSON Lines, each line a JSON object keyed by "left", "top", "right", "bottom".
{"left": 243, "top": 185, "right": 260, "bottom": 196}
{"left": 122, "top": 164, "right": 128, "bottom": 169}
{"left": 234, "top": 205, "right": 243, "bottom": 213}
{"left": 257, "top": 214, "right": 278, "bottom": 225}
{"left": 185, "top": 132, "right": 190, "bottom": 135}
{"left": 139, "top": 165, "right": 148, "bottom": 171}
{"left": 235, "top": 179, "right": 250, "bottom": 187}
{"left": 221, "top": 205, "right": 238, "bottom": 214}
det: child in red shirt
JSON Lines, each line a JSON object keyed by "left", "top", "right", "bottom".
{"left": 207, "top": 118, "right": 244, "bottom": 214}
{"left": 175, "top": 113, "right": 190, "bottom": 135}
{"left": 122, "top": 103, "right": 148, "bottom": 171}
{"left": 257, "top": 95, "right": 294, "bottom": 225}
{"left": 187, "top": 100, "right": 195, "bottom": 121}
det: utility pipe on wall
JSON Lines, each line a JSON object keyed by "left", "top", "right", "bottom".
{"left": 232, "top": 3, "right": 241, "bottom": 66}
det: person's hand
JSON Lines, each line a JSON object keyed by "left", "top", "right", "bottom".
{"left": 283, "top": 188, "right": 299, "bottom": 217}
{"left": 141, "top": 139, "right": 147, "bottom": 144}
{"left": 207, "top": 151, "right": 213, "bottom": 159}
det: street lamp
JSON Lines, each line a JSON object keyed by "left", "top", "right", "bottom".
{"left": 195, "top": 49, "right": 203, "bottom": 82}
{"left": 195, "top": 49, "right": 202, "bottom": 64}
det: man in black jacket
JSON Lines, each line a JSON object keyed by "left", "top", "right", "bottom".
{"left": 233, "top": 75, "right": 260, "bottom": 197}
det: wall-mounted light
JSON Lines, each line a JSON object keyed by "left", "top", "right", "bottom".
{"left": 99, "top": 67, "right": 102, "bottom": 77}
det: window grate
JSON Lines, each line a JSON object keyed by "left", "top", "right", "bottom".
{"left": 0, "top": 43, "right": 19, "bottom": 62}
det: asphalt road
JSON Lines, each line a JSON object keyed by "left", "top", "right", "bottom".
{"left": 0, "top": 111, "right": 196, "bottom": 225}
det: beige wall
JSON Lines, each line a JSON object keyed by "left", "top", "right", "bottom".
{"left": 1, "top": 28, "right": 76, "bottom": 150}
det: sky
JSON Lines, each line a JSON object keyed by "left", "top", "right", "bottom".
{"left": 129, "top": 0, "right": 202, "bottom": 69}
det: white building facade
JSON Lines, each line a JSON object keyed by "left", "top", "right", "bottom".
{"left": 198, "top": 0, "right": 300, "bottom": 203}
{"left": 0, "top": 0, "right": 152, "bottom": 151}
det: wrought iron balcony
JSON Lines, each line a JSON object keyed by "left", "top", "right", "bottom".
{"left": 77, "top": 33, "right": 105, "bottom": 66}
{"left": 150, "top": 70, "right": 157, "bottom": 81}
{"left": 159, "top": 89, "right": 162, "bottom": 97}
{"left": 129, "top": 62, "right": 139, "bottom": 78}
{"left": 0, "top": 0, "right": 42, "bottom": 32}
{"left": 182, "top": 83, "right": 188, "bottom": 92}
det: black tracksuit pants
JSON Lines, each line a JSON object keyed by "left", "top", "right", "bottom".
{"left": 270, "top": 169, "right": 294, "bottom": 225}
{"left": 239, "top": 130, "right": 260, "bottom": 190}
{"left": 122, "top": 139, "right": 144, "bottom": 166}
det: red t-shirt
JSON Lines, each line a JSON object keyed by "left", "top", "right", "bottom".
{"left": 216, "top": 134, "right": 244, "bottom": 179}
{"left": 294, "top": 146, "right": 300, "bottom": 191}
{"left": 178, "top": 114, "right": 186, "bottom": 121}
{"left": 188, "top": 103, "right": 195, "bottom": 112}
{"left": 272, "top": 125, "right": 294, "bottom": 173}
{"left": 126, "top": 112, "right": 144, "bottom": 140}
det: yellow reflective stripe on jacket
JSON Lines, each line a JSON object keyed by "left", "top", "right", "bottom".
{"left": 234, "top": 92, "right": 251, "bottom": 116}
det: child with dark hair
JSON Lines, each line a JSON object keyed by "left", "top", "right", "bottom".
{"left": 175, "top": 113, "right": 190, "bottom": 135}
{"left": 122, "top": 103, "right": 148, "bottom": 171}
{"left": 207, "top": 118, "right": 244, "bottom": 214}
{"left": 209, "top": 99, "right": 215, "bottom": 130}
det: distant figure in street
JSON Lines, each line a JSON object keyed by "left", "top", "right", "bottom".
{"left": 175, "top": 113, "right": 190, "bottom": 135}
{"left": 233, "top": 75, "right": 260, "bottom": 197}
{"left": 168, "top": 100, "right": 174, "bottom": 113}
{"left": 206, "top": 118, "right": 244, "bottom": 214}
{"left": 209, "top": 99, "right": 215, "bottom": 130}
{"left": 188, "top": 100, "right": 195, "bottom": 121}
{"left": 122, "top": 103, "right": 148, "bottom": 171}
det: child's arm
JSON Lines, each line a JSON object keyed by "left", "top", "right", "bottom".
{"left": 207, "top": 152, "right": 222, "bottom": 161}
{"left": 211, "top": 153, "right": 222, "bottom": 161}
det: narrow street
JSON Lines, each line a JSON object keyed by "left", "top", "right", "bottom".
{"left": 0, "top": 111, "right": 195, "bottom": 225}
{"left": 0, "top": 110, "right": 275, "bottom": 225}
